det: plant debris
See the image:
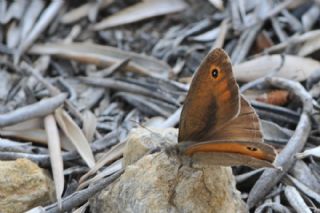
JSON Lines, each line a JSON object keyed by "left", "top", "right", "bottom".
{"left": 1, "top": 0, "right": 320, "bottom": 212}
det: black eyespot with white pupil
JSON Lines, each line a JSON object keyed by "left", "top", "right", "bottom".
{"left": 211, "top": 68, "right": 219, "bottom": 78}
{"left": 247, "top": 146, "right": 258, "bottom": 152}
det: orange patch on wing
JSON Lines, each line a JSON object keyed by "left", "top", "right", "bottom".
{"left": 220, "top": 90, "right": 231, "bottom": 103}
{"left": 185, "top": 142, "right": 274, "bottom": 162}
{"left": 215, "top": 79, "right": 229, "bottom": 93}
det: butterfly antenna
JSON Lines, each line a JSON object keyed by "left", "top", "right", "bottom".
{"left": 129, "top": 119, "right": 156, "bottom": 134}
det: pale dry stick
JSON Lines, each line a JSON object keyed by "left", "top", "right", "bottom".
{"left": 251, "top": 101, "right": 300, "bottom": 121}
{"left": 0, "top": 150, "right": 79, "bottom": 167}
{"left": 15, "top": 0, "right": 64, "bottom": 63}
{"left": 0, "top": 131, "right": 119, "bottom": 166}
{"left": 211, "top": 19, "right": 230, "bottom": 50}
{"left": 286, "top": 175, "right": 320, "bottom": 203}
{"left": 89, "top": 58, "right": 130, "bottom": 77}
{"left": 239, "top": 53, "right": 285, "bottom": 93}
{"left": 62, "top": 25, "right": 82, "bottom": 44}
{"left": 157, "top": 107, "right": 182, "bottom": 128}
{"left": 263, "top": 186, "right": 283, "bottom": 200}
{"left": 72, "top": 202, "right": 89, "bottom": 213}
{"left": 77, "top": 159, "right": 122, "bottom": 190}
{"left": 91, "top": 130, "right": 118, "bottom": 152}
{"left": 261, "top": 30, "right": 320, "bottom": 54}
{"left": 0, "top": 143, "right": 34, "bottom": 153}
{"left": 271, "top": 17, "right": 288, "bottom": 42}
{"left": 115, "top": 92, "right": 172, "bottom": 117}
{"left": 57, "top": 77, "right": 77, "bottom": 101}
{"left": 256, "top": 109, "right": 298, "bottom": 126}
{"left": 235, "top": 168, "right": 264, "bottom": 184}
{"left": 19, "top": 1, "right": 50, "bottom": 39}
{"left": 254, "top": 202, "right": 291, "bottom": 213}
{"left": 61, "top": 0, "right": 113, "bottom": 24}
{"left": 29, "top": 43, "right": 172, "bottom": 79}
{"left": 258, "top": 0, "right": 295, "bottom": 24}
{"left": 281, "top": 9, "right": 303, "bottom": 32}
{"left": 172, "top": 19, "right": 213, "bottom": 47}
{"left": 230, "top": 29, "right": 249, "bottom": 63}
{"left": 229, "top": 0, "right": 242, "bottom": 30}
{"left": 284, "top": 185, "right": 312, "bottom": 213}
{"left": 247, "top": 77, "right": 313, "bottom": 208}
{"left": 240, "top": 59, "right": 303, "bottom": 122}
{"left": 79, "top": 77, "right": 180, "bottom": 106}
{"left": 21, "top": 62, "right": 57, "bottom": 92}
{"left": 79, "top": 142, "right": 125, "bottom": 183}
{"left": 21, "top": 62, "right": 82, "bottom": 118}
{"left": 290, "top": 160, "right": 320, "bottom": 193}
{"left": 302, "top": 4, "right": 320, "bottom": 31}
{"left": 45, "top": 169, "right": 124, "bottom": 213}
{"left": 231, "top": 23, "right": 262, "bottom": 64}
{"left": 0, "top": 93, "right": 66, "bottom": 127}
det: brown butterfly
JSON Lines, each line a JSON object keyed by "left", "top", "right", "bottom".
{"left": 176, "top": 48, "right": 277, "bottom": 168}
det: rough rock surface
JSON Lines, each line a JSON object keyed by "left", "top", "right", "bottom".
{"left": 0, "top": 158, "right": 55, "bottom": 213}
{"left": 123, "top": 127, "right": 177, "bottom": 167}
{"left": 91, "top": 128, "right": 247, "bottom": 213}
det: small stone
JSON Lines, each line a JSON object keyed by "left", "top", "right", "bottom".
{"left": 91, "top": 128, "right": 248, "bottom": 213}
{"left": 0, "top": 158, "right": 55, "bottom": 213}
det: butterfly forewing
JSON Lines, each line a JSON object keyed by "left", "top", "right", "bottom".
{"left": 207, "top": 96, "right": 263, "bottom": 142}
{"left": 178, "top": 49, "right": 240, "bottom": 142}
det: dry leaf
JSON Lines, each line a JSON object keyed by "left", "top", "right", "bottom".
{"left": 261, "top": 120, "right": 291, "bottom": 145}
{"left": 29, "top": 42, "right": 172, "bottom": 79}
{"left": 3, "top": 118, "right": 43, "bottom": 131}
{"left": 78, "top": 159, "right": 122, "bottom": 190}
{"left": 253, "top": 31, "right": 274, "bottom": 53}
{"left": 44, "top": 114, "right": 64, "bottom": 208}
{"left": 0, "top": 128, "right": 48, "bottom": 145}
{"left": 61, "top": 0, "right": 113, "bottom": 24}
{"left": 296, "top": 146, "right": 320, "bottom": 159}
{"left": 298, "top": 36, "right": 320, "bottom": 56}
{"left": 234, "top": 54, "right": 320, "bottom": 82}
{"left": 6, "top": 21, "right": 20, "bottom": 48}
{"left": 256, "top": 90, "right": 289, "bottom": 106}
{"left": 15, "top": 0, "right": 64, "bottom": 62}
{"left": 55, "top": 108, "right": 95, "bottom": 168}
{"left": 25, "top": 207, "right": 46, "bottom": 213}
{"left": 211, "top": 19, "right": 229, "bottom": 49}
{"left": 0, "top": 128, "right": 75, "bottom": 151}
{"left": 208, "top": 0, "right": 224, "bottom": 10}
{"left": 191, "top": 26, "right": 220, "bottom": 42}
{"left": 82, "top": 110, "right": 97, "bottom": 143}
{"left": 72, "top": 202, "right": 89, "bottom": 213}
{"left": 0, "top": 1, "right": 27, "bottom": 24}
{"left": 20, "top": 0, "right": 45, "bottom": 41}
{"left": 79, "top": 142, "right": 125, "bottom": 183}
{"left": 93, "top": 0, "right": 187, "bottom": 30}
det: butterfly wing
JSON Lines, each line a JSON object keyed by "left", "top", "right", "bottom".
{"left": 178, "top": 48, "right": 240, "bottom": 142}
{"left": 182, "top": 96, "right": 277, "bottom": 164}
{"left": 207, "top": 96, "right": 263, "bottom": 142}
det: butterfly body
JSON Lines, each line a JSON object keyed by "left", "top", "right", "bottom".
{"left": 177, "top": 48, "right": 277, "bottom": 168}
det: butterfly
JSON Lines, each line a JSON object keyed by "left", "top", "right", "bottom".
{"left": 176, "top": 48, "right": 277, "bottom": 168}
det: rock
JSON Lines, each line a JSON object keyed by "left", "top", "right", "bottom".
{"left": 123, "top": 128, "right": 177, "bottom": 167}
{"left": 91, "top": 128, "right": 248, "bottom": 213}
{"left": 0, "top": 158, "right": 55, "bottom": 213}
